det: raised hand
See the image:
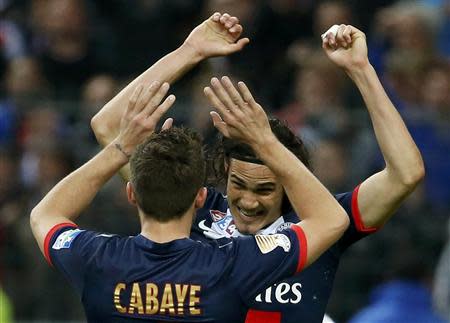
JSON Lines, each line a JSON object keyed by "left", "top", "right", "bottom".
{"left": 184, "top": 12, "right": 250, "bottom": 59}
{"left": 203, "top": 76, "right": 274, "bottom": 147}
{"left": 321, "top": 24, "right": 369, "bottom": 71}
{"left": 115, "top": 82, "right": 175, "bottom": 157}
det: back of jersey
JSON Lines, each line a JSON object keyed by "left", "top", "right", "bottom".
{"left": 45, "top": 224, "right": 304, "bottom": 322}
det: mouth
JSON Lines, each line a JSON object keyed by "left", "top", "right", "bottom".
{"left": 237, "top": 206, "right": 265, "bottom": 220}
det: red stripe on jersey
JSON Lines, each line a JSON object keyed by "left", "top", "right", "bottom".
{"left": 245, "top": 309, "right": 281, "bottom": 323}
{"left": 291, "top": 224, "right": 307, "bottom": 273}
{"left": 351, "top": 184, "right": 378, "bottom": 233}
{"left": 44, "top": 222, "right": 77, "bottom": 267}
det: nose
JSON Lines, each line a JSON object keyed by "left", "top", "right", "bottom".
{"left": 239, "top": 191, "right": 259, "bottom": 210}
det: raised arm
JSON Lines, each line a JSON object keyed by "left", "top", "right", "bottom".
{"left": 204, "top": 77, "right": 349, "bottom": 268}
{"left": 322, "top": 24, "right": 424, "bottom": 229}
{"left": 91, "top": 12, "right": 249, "bottom": 148}
{"left": 30, "top": 82, "right": 175, "bottom": 256}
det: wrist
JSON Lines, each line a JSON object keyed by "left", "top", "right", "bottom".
{"left": 250, "top": 133, "right": 279, "bottom": 157}
{"left": 109, "top": 140, "right": 132, "bottom": 165}
{"left": 179, "top": 41, "right": 205, "bottom": 64}
{"left": 345, "top": 61, "right": 373, "bottom": 79}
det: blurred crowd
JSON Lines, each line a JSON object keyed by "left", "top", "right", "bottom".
{"left": 1, "top": 0, "right": 449, "bottom": 322}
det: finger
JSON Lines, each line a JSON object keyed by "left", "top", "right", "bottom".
{"left": 229, "top": 24, "right": 242, "bottom": 34}
{"left": 128, "top": 84, "right": 144, "bottom": 112}
{"left": 225, "top": 37, "right": 250, "bottom": 54}
{"left": 147, "top": 94, "right": 176, "bottom": 125}
{"left": 204, "top": 86, "right": 231, "bottom": 120}
{"left": 321, "top": 24, "right": 339, "bottom": 48}
{"left": 220, "top": 13, "right": 231, "bottom": 25}
{"left": 336, "top": 24, "right": 347, "bottom": 48}
{"left": 161, "top": 118, "right": 173, "bottom": 131}
{"left": 328, "top": 32, "right": 337, "bottom": 48}
{"left": 143, "top": 82, "right": 170, "bottom": 117}
{"left": 348, "top": 25, "right": 365, "bottom": 42}
{"left": 230, "top": 16, "right": 239, "bottom": 25}
{"left": 322, "top": 38, "right": 334, "bottom": 51}
{"left": 211, "top": 12, "right": 221, "bottom": 22}
{"left": 136, "top": 81, "right": 160, "bottom": 111}
{"left": 237, "top": 81, "right": 257, "bottom": 107}
{"left": 226, "top": 16, "right": 239, "bottom": 28}
{"left": 210, "top": 111, "right": 230, "bottom": 137}
{"left": 343, "top": 25, "right": 352, "bottom": 43}
{"left": 221, "top": 76, "right": 247, "bottom": 110}
{"left": 210, "top": 77, "right": 239, "bottom": 113}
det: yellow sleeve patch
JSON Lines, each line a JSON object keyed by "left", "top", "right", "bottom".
{"left": 255, "top": 234, "right": 291, "bottom": 254}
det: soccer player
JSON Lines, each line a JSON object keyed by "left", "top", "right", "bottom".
{"left": 30, "top": 78, "right": 349, "bottom": 321}
{"left": 92, "top": 17, "right": 424, "bottom": 323}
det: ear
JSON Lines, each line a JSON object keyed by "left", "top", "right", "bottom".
{"left": 126, "top": 182, "right": 137, "bottom": 206}
{"left": 194, "top": 187, "right": 207, "bottom": 209}
{"left": 224, "top": 158, "right": 229, "bottom": 173}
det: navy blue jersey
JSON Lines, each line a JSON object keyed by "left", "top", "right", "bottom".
{"left": 191, "top": 185, "right": 379, "bottom": 323}
{"left": 45, "top": 220, "right": 307, "bottom": 322}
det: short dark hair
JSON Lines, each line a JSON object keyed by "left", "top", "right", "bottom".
{"left": 130, "top": 127, "right": 206, "bottom": 222}
{"left": 207, "top": 118, "right": 311, "bottom": 213}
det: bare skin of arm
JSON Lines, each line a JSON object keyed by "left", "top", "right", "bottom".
{"left": 30, "top": 83, "right": 175, "bottom": 255}
{"left": 91, "top": 12, "right": 249, "bottom": 149}
{"left": 322, "top": 24, "right": 425, "bottom": 228}
{"left": 204, "top": 77, "right": 349, "bottom": 268}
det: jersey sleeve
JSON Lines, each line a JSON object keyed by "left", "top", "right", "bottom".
{"left": 44, "top": 223, "right": 103, "bottom": 295}
{"left": 336, "top": 185, "right": 380, "bottom": 251}
{"left": 230, "top": 224, "right": 307, "bottom": 303}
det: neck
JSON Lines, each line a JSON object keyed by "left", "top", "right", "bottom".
{"left": 140, "top": 208, "right": 194, "bottom": 243}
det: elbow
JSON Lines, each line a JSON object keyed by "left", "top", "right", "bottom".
{"left": 29, "top": 207, "right": 40, "bottom": 232}
{"left": 339, "top": 211, "right": 350, "bottom": 234}
{"left": 330, "top": 210, "right": 350, "bottom": 239}
{"left": 90, "top": 113, "right": 104, "bottom": 138}
{"left": 388, "top": 155, "right": 426, "bottom": 190}
{"left": 400, "top": 160, "right": 426, "bottom": 189}
{"left": 91, "top": 112, "right": 112, "bottom": 146}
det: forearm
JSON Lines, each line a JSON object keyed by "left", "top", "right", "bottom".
{"left": 31, "top": 142, "right": 128, "bottom": 227}
{"left": 253, "top": 137, "right": 349, "bottom": 266}
{"left": 92, "top": 44, "right": 202, "bottom": 146}
{"left": 347, "top": 64, "right": 424, "bottom": 186}
{"left": 255, "top": 137, "right": 347, "bottom": 222}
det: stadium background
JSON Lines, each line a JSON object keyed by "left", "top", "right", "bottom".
{"left": 1, "top": 0, "right": 449, "bottom": 322}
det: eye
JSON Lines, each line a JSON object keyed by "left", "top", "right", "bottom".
{"left": 231, "top": 181, "right": 245, "bottom": 189}
{"left": 256, "top": 188, "right": 274, "bottom": 195}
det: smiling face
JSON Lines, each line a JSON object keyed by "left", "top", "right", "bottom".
{"left": 226, "top": 159, "right": 284, "bottom": 234}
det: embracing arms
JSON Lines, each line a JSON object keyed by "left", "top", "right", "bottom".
{"left": 322, "top": 25, "right": 425, "bottom": 229}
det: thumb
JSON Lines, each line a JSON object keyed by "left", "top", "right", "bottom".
{"left": 210, "top": 111, "right": 230, "bottom": 137}
{"left": 227, "top": 38, "right": 250, "bottom": 54}
{"left": 161, "top": 118, "right": 174, "bottom": 131}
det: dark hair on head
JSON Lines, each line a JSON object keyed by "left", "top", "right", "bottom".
{"left": 130, "top": 127, "right": 206, "bottom": 222}
{"left": 206, "top": 118, "right": 311, "bottom": 213}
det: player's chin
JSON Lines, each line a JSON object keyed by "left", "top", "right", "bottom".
{"left": 234, "top": 218, "right": 266, "bottom": 235}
